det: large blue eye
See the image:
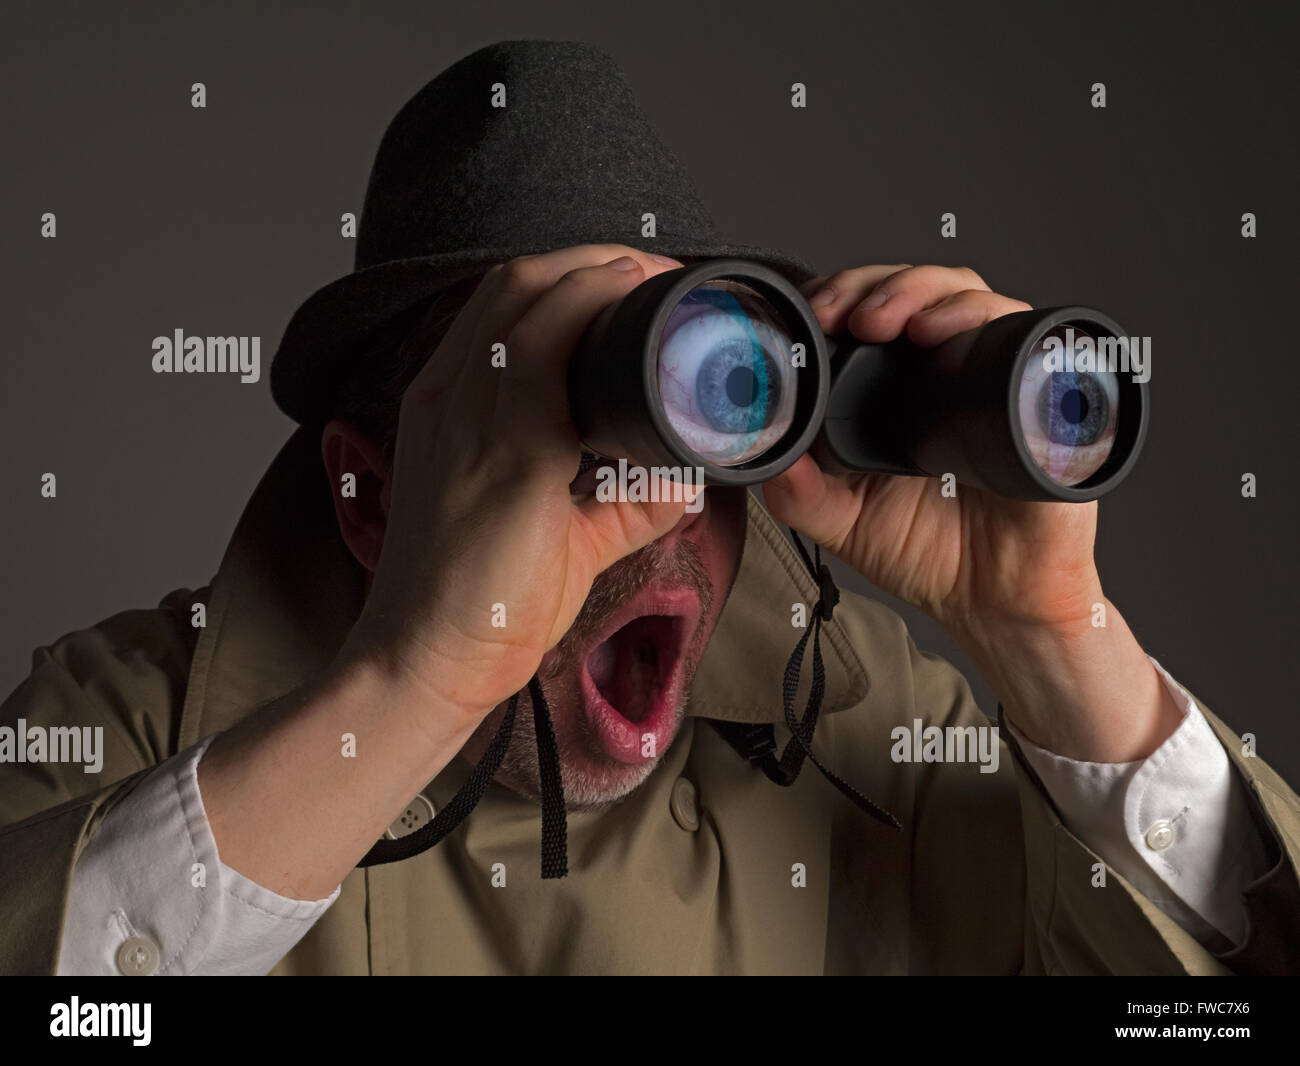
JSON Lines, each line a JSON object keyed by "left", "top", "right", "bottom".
{"left": 1018, "top": 326, "right": 1120, "bottom": 486}
{"left": 658, "top": 282, "right": 796, "bottom": 466}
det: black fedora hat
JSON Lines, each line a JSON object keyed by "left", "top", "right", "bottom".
{"left": 270, "top": 39, "right": 819, "bottom": 426}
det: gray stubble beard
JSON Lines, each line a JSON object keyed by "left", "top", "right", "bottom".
{"left": 486, "top": 536, "right": 715, "bottom": 811}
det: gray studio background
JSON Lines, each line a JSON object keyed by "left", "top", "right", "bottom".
{"left": 3, "top": 1, "right": 1297, "bottom": 785}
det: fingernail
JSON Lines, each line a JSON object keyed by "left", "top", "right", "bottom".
{"left": 809, "top": 286, "right": 836, "bottom": 309}
{"left": 609, "top": 256, "right": 640, "bottom": 270}
{"left": 649, "top": 253, "right": 682, "bottom": 266}
{"left": 863, "top": 287, "right": 891, "bottom": 310}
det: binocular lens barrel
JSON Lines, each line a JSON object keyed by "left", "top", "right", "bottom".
{"left": 567, "top": 260, "right": 1148, "bottom": 501}
{"left": 568, "top": 260, "right": 829, "bottom": 486}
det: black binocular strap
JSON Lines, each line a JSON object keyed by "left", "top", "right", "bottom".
{"left": 358, "top": 530, "right": 899, "bottom": 878}
{"left": 711, "top": 533, "right": 902, "bottom": 833}
{"left": 358, "top": 674, "right": 569, "bottom": 879}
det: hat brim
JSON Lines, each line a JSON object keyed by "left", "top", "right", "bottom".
{"left": 270, "top": 240, "right": 820, "bottom": 426}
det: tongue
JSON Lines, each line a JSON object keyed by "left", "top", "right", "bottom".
{"left": 590, "top": 616, "right": 665, "bottom": 723}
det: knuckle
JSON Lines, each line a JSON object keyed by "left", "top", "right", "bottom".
{"left": 594, "top": 242, "right": 640, "bottom": 260}
{"left": 497, "top": 256, "right": 546, "bottom": 295}
{"left": 844, "top": 264, "right": 908, "bottom": 287}
{"left": 559, "top": 264, "right": 599, "bottom": 287}
{"left": 872, "top": 264, "right": 917, "bottom": 292}
{"left": 906, "top": 264, "right": 944, "bottom": 282}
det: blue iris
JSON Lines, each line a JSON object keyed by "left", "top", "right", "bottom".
{"left": 1038, "top": 371, "right": 1107, "bottom": 446}
{"left": 684, "top": 291, "right": 776, "bottom": 434}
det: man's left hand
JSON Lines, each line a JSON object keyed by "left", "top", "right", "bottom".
{"left": 764, "top": 264, "right": 1183, "bottom": 762}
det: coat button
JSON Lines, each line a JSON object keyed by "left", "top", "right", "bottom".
{"left": 385, "top": 793, "right": 437, "bottom": 840}
{"left": 670, "top": 777, "right": 700, "bottom": 832}
{"left": 1144, "top": 818, "right": 1175, "bottom": 851}
{"left": 116, "top": 934, "right": 161, "bottom": 975}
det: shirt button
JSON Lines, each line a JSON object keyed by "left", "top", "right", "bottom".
{"left": 1144, "top": 818, "right": 1175, "bottom": 851}
{"left": 670, "top": 777, "right": 700, "bottom": 832}
{"left": 116, "top": 935, "right": 161, "bottom": 976}
{"left": 384, "top": 793, "right": 437, "bottom": 840}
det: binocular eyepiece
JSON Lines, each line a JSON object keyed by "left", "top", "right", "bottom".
{"left": 568, "top": 259, "right": 1149, "bottom": 501}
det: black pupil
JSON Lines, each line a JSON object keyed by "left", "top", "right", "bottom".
{"left": 725, "top": 365, "right": 759, "bottom": 407}
{"left": 1059, "top": 388, "right": 1088, "bottom": 424}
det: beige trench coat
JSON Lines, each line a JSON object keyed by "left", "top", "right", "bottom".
{"left": 2, "top": 428, "right": 1297, "bottom": 974}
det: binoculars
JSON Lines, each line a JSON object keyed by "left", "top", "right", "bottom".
{"left": 568, "top": 260, "right": 1149, "bottom": 501}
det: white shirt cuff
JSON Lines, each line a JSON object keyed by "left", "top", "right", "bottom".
{"left": 56, "top": 734, "right": 339, "bottom": 976}
{"left": 1006, "top": 656, "right": 1271, "bottom": 947}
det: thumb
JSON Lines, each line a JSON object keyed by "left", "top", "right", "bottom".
{"left": 763, "top": 454, "right": 851, "bottom": 548}
{"left": 573, "top": 477, "right": 698, "bottom": 574}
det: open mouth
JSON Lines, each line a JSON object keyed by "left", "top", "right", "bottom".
{"left": 577, "top": 589, "right": 700, "bottom": 764}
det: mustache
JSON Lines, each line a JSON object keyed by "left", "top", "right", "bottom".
{"left": 543, "top": 535, "right": 715, "bottom": 681}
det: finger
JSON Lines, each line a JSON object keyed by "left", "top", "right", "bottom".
{"left": 418, "top": 245, "right": 682, "bottom": 463}
{"left": 845, "top": 264, "right": 991, "bottom": 343}
{"left": 413, "top": 244, "right": 682, "bottom": 397}
{"left": 396, "top": 269, "right": 509, "bottom": 469}
{"left": 802, "top": 264, "right": 911, "bottom": 334}
{"left": 408, "top": 264, "right": 514, "bottom": 396}
{"left": 762, "top": 454, "right": 862, "bottom": 553}
{"left": 905, "top": 290, "right": 1033, "bottom": 348}
{"left": 469, "top": 244, "right": 681, "bottom": 359}
{"left": 493, "top": 255, "right": 652, "bottom": 470}
{"left": 572, "top": 479, "right": 698, "bottom": 576}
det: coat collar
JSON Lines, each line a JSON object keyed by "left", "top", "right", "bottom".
{"left": 179, "top": 429, "right": 870, "bottom": 749}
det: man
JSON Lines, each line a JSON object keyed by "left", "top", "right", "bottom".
{"left": 2, "top": 40, "right": 1297, "bottom": 975}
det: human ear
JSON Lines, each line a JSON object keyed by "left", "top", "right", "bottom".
{"left": 320, "top": 418, "right": 391, "bottom": 574}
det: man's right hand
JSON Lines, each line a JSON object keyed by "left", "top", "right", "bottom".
{"left": 339, "top": 244, "right": 693, "bottom": 738}
{"left": 198, "top": 244, "right": 692, "bottom": 901}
